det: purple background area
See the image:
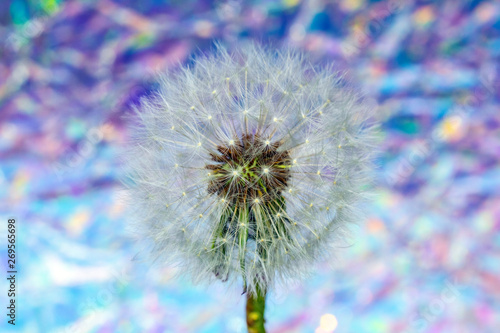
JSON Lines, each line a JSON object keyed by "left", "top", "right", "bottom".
{"left": 1, "top": 0, "right": 499, "bottom": 332}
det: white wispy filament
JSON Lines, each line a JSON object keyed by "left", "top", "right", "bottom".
{"left": 123, "top": 44, "right": 377, "bottom": 295}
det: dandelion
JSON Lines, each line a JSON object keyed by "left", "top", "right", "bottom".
{"left": 123, "top": 44, "right": 377, "bottom": 332}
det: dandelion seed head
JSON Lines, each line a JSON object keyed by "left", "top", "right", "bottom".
{"left": 123, "top": 44, "right": 378, "bottom": 295}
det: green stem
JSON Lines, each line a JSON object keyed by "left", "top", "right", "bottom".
{"left": 246, "top": 284, "right": 267, "bottom": 333}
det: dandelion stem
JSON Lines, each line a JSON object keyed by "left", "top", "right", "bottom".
{"left": 246, "top": 283, "right": 267, "bottom": 333}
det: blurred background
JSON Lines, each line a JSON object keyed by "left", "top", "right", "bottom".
{"left": 1, "top": 0, "right": 499, "bottom": 332}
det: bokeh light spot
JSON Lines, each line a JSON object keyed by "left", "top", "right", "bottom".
{"left": 318, "top": 313, "right": 338, "bottom": 332}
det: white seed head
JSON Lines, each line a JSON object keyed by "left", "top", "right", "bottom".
{"left": 123, "top": 44, "right": 378, "bottom": 296}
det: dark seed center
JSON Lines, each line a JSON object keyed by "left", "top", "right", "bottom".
{"left": 206, "top": 134, "right": 291, "bottom": 205}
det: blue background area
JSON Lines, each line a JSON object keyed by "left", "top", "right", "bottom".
{"left": 1, "top": 0, "right": 499, "bottom": 332}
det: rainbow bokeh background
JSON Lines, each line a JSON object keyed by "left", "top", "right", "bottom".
{"left": 1, "top": 0, "right": 499, "bottom": 332}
